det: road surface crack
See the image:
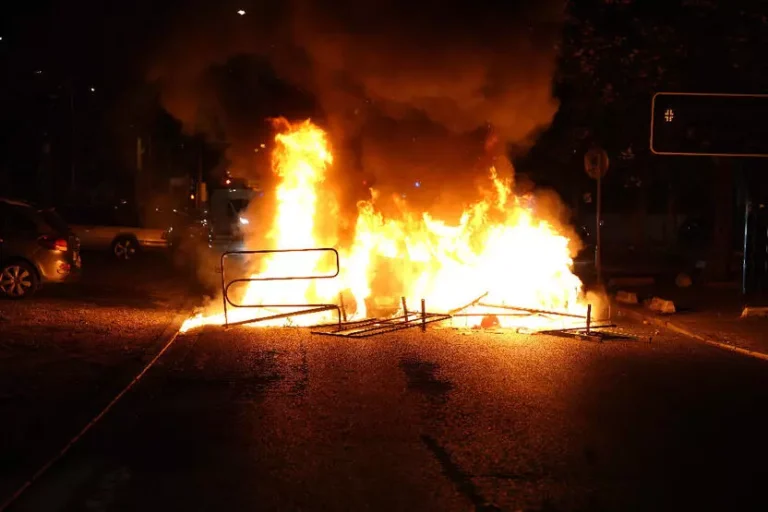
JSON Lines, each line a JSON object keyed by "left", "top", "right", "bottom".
{"left": 421, "top": 434, "right": 500, "bottom": 512}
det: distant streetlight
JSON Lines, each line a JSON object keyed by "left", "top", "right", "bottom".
{"left": 237, "top": 9, "right": 246, "bottom": 15}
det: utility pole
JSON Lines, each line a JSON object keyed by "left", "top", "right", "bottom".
{"left": 69, "top": 79, "right": 76, "bottom": 191}
{"left": 136, "top": 137, "right": 144, "bottom": 173}
{"left": 197, "top": 145, "right": 203, "bottom": 209}
{"left": 596, "top": 171, "right": 603, "bottom": 284}
{"left": 136, "top": 136, "right": 145, "bottom": 211}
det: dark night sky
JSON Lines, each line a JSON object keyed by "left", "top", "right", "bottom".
{"left": 1, "top": 0, "right": 198, "bottom": 198}
{"left": 2, "top": 0, "right": 767, "bottom": 217}
{"left": 2, "top": 0, "right": 558, "bottom": 117}
{"left": 2, "top": 0, "right": 179, "bottom": 95}
{"left": 2, "top": 0, "right": 567, "bottom": 213}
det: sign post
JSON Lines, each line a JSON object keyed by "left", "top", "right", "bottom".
{"left": 650, "top": 92, "right": 768, "bottom": 298}
{"left": 584, "top": 147, "right": 610, "bottom": 285}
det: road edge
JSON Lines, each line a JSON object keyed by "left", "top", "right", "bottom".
{"left": 0, "top": 302, "right": 198, "bottom": 512}
{"left": 616, "top": 304, "right": 768, "bottom": 362}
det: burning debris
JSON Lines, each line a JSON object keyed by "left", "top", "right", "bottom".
{"left": 150, "top": 2, "right": 583, "bottom": 334}
{"left": 180, "top": 119, "right": 597, "bottom": 334}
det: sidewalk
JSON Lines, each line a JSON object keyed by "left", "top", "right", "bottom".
{"left": 610, "top": 281, "right": 768, "bottom": 361}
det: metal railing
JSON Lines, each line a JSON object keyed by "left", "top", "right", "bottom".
{"left": 311, "top": 297, "right": 451, "bottom": 338}
{"left": 220, "top": 247, "right": 342, "bottom": 328}
{"left": 218, "top": 253, "right": 627, "bottom": 341}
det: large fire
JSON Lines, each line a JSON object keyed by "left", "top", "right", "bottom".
{"left": 180, "top": 119, "right": 591, "bottom": 333}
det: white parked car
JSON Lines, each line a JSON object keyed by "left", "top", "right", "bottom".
{"left": 59, "top": 204, "right": 170, "bottom": 260}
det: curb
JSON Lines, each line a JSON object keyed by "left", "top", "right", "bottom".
{"left": 616, "top": 305, "right": 768, "bottom": 363}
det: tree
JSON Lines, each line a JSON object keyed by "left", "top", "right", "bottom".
{"left": 553, "top": 0, "right": 768, "bottom": 279}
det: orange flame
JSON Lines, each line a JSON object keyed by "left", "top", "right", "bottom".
{"left": 180, "top": 119, "right": 588, "bottom": 333}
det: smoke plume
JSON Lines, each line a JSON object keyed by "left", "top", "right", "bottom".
{"left": 148, "top": 0, "right": 565, "bottom": 209}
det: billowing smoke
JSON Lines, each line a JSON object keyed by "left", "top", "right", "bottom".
{"left": 148, "top": 0, "right": 564, "bottom": 211}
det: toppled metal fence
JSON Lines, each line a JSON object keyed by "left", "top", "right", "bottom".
{"left": 218, "top": 248, "right": 627, "bottom": 341}
{"left": 311, "top": 297, "right": 451, "bottom": 338}
{"left": 447, "top": 294, "right": 619, "bottom": 342}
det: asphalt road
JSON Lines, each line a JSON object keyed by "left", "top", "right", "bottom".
{"left": 3, "top": 312, "right": 767, "bottom": 511}
{"left": 0, "top": 251, "right": 197, "bottom": 504}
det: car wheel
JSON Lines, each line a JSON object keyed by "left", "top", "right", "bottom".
{"left": 112, "top": 236, "right": 139, "bottom": 261}
{"left": 0, "top": 261, "right": 39, "bottom": 299}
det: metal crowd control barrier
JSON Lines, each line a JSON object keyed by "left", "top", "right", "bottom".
{"left": 311, "top": 297, "right": 452, "bottom": 338}
{"left": 220, "top": 247, "right": 342, "bottom": 328}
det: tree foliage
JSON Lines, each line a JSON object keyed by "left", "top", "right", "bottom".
{"left": 558, "top": 0, "right": 768, "bottom": 153}
{"left": 530, "top": 0, "right": 768, "bottom": 270}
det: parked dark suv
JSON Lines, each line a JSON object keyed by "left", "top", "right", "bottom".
{"left": 0, "top": 198, "right": 81, "bottom": 298}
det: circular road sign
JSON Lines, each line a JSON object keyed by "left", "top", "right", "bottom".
{"left": 584, "top": 147, "right": 610, "bottom": 180}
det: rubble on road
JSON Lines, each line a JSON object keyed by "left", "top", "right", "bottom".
{"left": 740, "top": 306, "right": 768, "bottom": 319}
{"left": 646, "top": 297, "right": 676, "bottom": 314}
{"left": 611, "top": 281, "right": 768, "bottom": 360}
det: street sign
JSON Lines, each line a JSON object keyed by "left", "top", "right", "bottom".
{"left": 583, "top": 146, "right": 609, "bottom": 286}
{"left": 650, "top": 93, "right": 768, "bottom": 299}
{"left": 650, "top": 92, "right": 768, "bottom": 157}
{"left": 584, "top": 147, "right": 610, "bottom": 180}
